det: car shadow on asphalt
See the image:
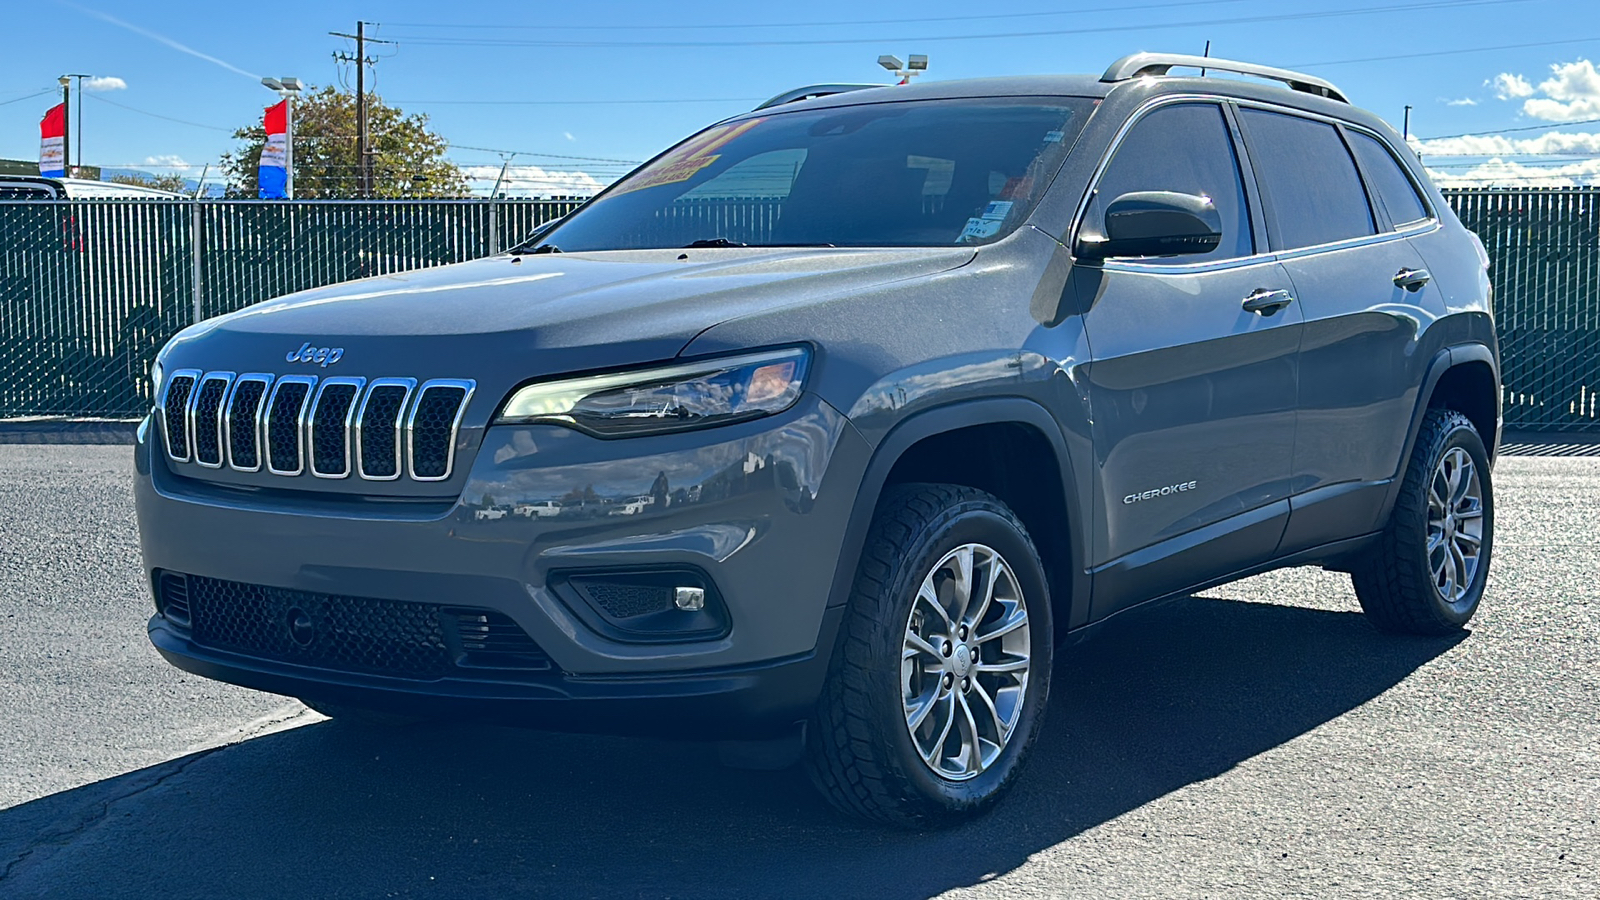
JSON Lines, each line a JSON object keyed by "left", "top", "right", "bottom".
{"left": 0, "top": 595, "right": 1462, "bottom": 899}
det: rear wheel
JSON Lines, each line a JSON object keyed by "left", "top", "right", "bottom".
{"left": 1353, "top": 408, "right": 1493, "bottom": 634}
{"left": 805, "top": 484, "right": 1052, "bottom": 827}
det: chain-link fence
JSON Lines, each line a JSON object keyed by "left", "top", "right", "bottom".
{"left": 0, "top": 199, "right": 576, "bottom": 418}
{"left": 1445, "top": 188, "right": 1600, "bottom": 432}
{"left": 2, "top": 191, "right": 1598, "bottom": 428}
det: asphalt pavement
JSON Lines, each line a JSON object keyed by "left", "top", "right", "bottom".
{"left": 0, "top": 445, "right": 1595, "bottom": 899}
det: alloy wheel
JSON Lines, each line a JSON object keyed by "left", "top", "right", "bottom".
{"left": 901, "top": 543, "right": 1031, "bottom": 781}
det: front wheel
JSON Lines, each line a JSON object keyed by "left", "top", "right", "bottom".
{"left": 1353, "top": 408, "right": 1493, "bottom": 634}
{"left": 805, "top": 484, "right": 1053, "bottom": 827}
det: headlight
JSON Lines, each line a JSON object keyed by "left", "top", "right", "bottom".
{"left": 496, "top": 347, "right": 810, "bottom": 437}
{"left": 150, "top": 358, "right": 165, "bottom": 401}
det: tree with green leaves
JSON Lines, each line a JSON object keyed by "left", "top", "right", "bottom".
{"left": 219, "top": 86, "right": 468, "bottom": 198}
{"left": 107, "top": 171, "right": 190, "bottom": 194}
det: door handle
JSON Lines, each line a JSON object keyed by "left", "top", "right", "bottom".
{"left": 1394, "top": 267, "right": 1432, "bottom": 291}
{"left": 1242, "top": 288, "right": 1294, "bottom": 315}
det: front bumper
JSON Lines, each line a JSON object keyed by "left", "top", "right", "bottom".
{"left": 135, "top": 396, "right": 869, "bottom": 736}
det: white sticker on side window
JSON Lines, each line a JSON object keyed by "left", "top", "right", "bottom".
{"left": 960, "top": 217, "right": 1005, "bottom": 240}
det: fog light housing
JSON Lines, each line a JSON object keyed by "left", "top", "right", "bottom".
{"left": 550, "top": 568, "right": 728, "bottom": 643}
{"left": 674, "top": 586, "right": 706, "bottom": 611}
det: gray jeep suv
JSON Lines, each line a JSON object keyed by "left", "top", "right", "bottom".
{"left": 137, "top": 53, "right": 1499, "bottom": 827}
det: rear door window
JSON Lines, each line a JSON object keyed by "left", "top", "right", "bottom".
{"left": 1239, "top": 109, "right": 1376, "bottom": 250}
{"left": 1347, "top": 130, "right": 1430, "bottom": 228}
{"left": 1086, "top": 102, "right": 1254, "bottom": 264}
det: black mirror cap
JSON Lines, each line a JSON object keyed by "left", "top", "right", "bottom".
{"left": 1075, "top": 191, "right": 1223, "bottom": 261}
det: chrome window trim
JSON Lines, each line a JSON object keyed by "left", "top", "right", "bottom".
{"left": 356, "top": 377, "right": 417, "bottom": 482}
{"left": 264, "top": 375, "right": 318, "bottom": 477}
{"left": 406, "top": 379, "right": 476, "bottom": 483}
{"left": 223, "top": 373, "right": 273, "bottom": 473}
{"left": 307, "top": 377, "right": 368, "bottom": 480}
{"left": 160, "top": 368, "right": 201, "bottom": 462}
{"left": 186, "top": 371, "right": 235, "bottom": 469}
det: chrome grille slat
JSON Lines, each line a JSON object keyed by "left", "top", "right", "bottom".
{"left": 265, "top": 376, "right": 317, "bottom": 476}
{"left": 187, "top": 372, "right": 234, "bottom": 469}
{"left": 407, "top": 380, "right": 476, "bottom": 482}
{"left": 162, "top": 372, "right": 473, "bottom": 485}
{"left": 308, "top": 378, "right": 366, "bottom": 479}
{"left": 160, "top": 369, "right": 201, "bottom": 462}
{"left": 224, "top": 374, "right": 273, "bottom": 472}
{"left": 356, "top": 378, "right": 416, "bottom": 481}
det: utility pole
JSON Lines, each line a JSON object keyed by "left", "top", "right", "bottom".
{"left": 331, "top": 22, "right": 395, "bottom": 198}
{"left": 1403, "top": 105, "right": 1412, "bottom": 142}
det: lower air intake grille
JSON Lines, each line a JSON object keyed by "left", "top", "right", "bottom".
{"left": 158, "top": 571, "right": 192, "bottom": 628}
{"left": 581, "top": 581, "right": 676, "bottom": 620}
{"left": 180, "top": 574, "right": 551, "bottom": 680}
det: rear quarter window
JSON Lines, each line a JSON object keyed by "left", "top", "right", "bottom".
{"left": 1347, "top": 130, "right": 1430, "bottom": 228}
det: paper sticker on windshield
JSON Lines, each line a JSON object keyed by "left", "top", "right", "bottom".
{"left": 960, "top": 217, "right": 1005, "bottom": 240}
{"left": 979, "top": 200, "right": 1013, "bottom": 221}
{"left": 1043, "top": 130, "right": 1065, "bottom": 143}
{"left": 611, "top": 119, "right": 765, "bottom": 196}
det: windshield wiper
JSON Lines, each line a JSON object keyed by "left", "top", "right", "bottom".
{"left": 683, "top": 238, "right": 748, "bottom": 248}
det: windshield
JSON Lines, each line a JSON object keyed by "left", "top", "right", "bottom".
{"left": 524, "top": 97, "right": 1093, "bottom": 252}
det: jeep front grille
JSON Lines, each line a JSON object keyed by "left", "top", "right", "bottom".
{"left": 159, "top": 372, "right": 474, "bottom": 483}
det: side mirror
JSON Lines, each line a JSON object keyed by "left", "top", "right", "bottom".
{"left": 1075, "top": 191, "right": 1223, "bottom": 261}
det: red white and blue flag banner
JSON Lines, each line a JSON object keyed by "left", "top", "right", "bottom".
{"left": 258, "top": 100, "right": 288, "bottom": 199}
{"left": 39, "top": 103, "right": 66, "bottom": 178}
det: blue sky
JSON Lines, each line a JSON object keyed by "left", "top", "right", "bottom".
{"left": 2, "top": 0, "right": 1597, "bottom": 193}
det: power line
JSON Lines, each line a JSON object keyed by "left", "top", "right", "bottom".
{"left": 384, "top": 0, "right": 1255, "bottom": 31}
{"left": 0, "top": 88, "right": 57, "bottom": 108}
{"left": 1289, "top": 35, "right": 1600, "bottom": 69}
{"left": 1421, "top": 117, "right": 1600, "bottom": 141}
{"left": 83, "top": 93, "right": 234, "bottom": 132}
{"left": 394, "top": 0, "right": 1532, "bottom": 49}
{"left": 448, "top": 143, "right": 642, "bottom": 164}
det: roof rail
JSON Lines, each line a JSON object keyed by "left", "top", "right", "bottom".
{"left": 1101, "top": 52, "right": 1350, "bottom": 104}
{"left": 754, "top": 83, "right": 885, "bottom": 110}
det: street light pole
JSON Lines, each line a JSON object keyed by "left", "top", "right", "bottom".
{"left": 61, "top": 74, "right": 93, "bottom": 175}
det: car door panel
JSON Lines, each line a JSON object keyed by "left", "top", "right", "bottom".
{"left": 1081, "top": 258, "right": 1301, "bottom": 618}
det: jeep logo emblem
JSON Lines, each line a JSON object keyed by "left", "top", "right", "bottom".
{"left": 286, "top": 342, "right": 344, "bottom": 367}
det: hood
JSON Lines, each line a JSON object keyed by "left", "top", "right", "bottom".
{"left": 166, "top": 247, "right": 974, "bottom": 379}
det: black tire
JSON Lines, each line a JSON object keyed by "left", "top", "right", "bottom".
{"left": 1353, "top": 408, "right": 1493, "bottom": 635}
{"left": 298, "top": 697, "right": 429, "bottom": 728}
{"left": 805, "top": 483, "right": 1053, "bottom": 828}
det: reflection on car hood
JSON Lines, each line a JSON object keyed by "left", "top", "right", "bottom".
{"left": 168, "top": 247, "right": 974, "bottom": 377}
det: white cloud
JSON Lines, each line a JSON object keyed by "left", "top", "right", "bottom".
{"left": 563, "top": 132, "right": 576, "bottom": 142}
{"left": 1426, "top": 156, "right": 1600, "bottom": 188}
{"left": 83, "top": 76, "right": 126, "bottom": 91}
{"left": 142, "top": 154, "right": 190, "bottom": 171}
{"left": 1445, "top": 97, "right": 1478, "bottom": 107}
{"left": 1491, "top": 73, "right": 1535, "bottom": 100}
{"left": 1521, "top": 59, "right": 1600, "bottom": 121}
{"left": 1414, "top": 130, "right": 1600, "bottom": 157}
{"left": 461, "top": 164, "right": 609, "bottom": 198}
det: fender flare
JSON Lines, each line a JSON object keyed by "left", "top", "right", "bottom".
{"left": 1380, "top": 342, "right": 1500, "bottom": 521}
{"left": 821, "top": 397, "right": 1092, "bottom": 629}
